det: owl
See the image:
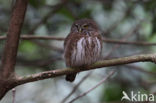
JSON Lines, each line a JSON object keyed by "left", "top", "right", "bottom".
{"left": 64, "top": 19, "right": 102, "bottom": 82}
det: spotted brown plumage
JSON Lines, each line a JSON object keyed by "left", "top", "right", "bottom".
{"left": 64, "top": 19, "right": 102, "bottom": 82}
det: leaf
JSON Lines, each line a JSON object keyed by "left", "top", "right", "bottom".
{"left": 101, "top": 83, "right": 123, "bottom": 102}
{"left": 29, "top": 0, "right": 46, "bottom": 8}
{"left": 58, "top": 7, "right": 75, "bottom": 20}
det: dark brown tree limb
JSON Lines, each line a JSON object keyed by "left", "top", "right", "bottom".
{"left": 0, "top": 0, "right": 28, "bottom": 100}
{"left": 0, "top": 0, "right": 28, "bottom": 78}
{"left": 14, "top": 53, "right": 156, "bottom": 86}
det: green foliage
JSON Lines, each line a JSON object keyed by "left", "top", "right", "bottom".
{"left": 19, "top": 40, "right": 37, "bottom": 53}
{"left": 19, "top": 40, "right": 41, "bottom": 59}
{"left": 151, "top": 16, "right": 156, "bottom": 35}
{"left": 149, "top": 34, "right": 156, "bottom": 51}
{"left": 58, "top": 7, "right": 75, "bottom": 20}
{"left": 144, "top": 0, "right": 156, "bottom": 11}
{"left": 146, "top": 63, "right": 156, "bottom": 74}
{"left": 102, "top": 0, "right": 114, "bottom": 11}
{"left": 29, "top": 0, "right": 46, "bottom": 8}
{"left": 144, "top": 0, "right": 156, "bottom": 35}
{"left": 79, "top": 9, "right": 92, "bottom": 19}
{"left": 101, "top": 83, "right": 123, "bottom": 102}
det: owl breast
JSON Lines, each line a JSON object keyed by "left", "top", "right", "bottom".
{"left": 69, "top": 36, "right": 102, "bottom": 67}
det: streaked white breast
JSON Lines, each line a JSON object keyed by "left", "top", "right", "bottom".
{"left": 71, "top": 37, "right": 101, "bottom": 67}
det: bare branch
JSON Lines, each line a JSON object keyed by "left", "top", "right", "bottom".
{"left": 103, "top": 38, "right": 156, "bottom": 46}
{"left": 126, "top": 65, "right": 156, "bottom": 76}
{"left": 14, "top": 53, "right": 156, "bottom": 86}
{"left": 68, "top": 71, "right": 115, "bottom": 103}
{"left": 61, "top": 72, "right": 92, "bottom": 103}
{"left": 105, "top": 22, "right": 141, "bottom": 58}
{"left": 12, "top": 88, "right": 16, "bottom": 103}
{"left": 0, "top": 35, "right": 65, "bottom": 40}
{"left": 0, "top": 0, "right": 28, "bottom": 100}
{"left": 0, "top": 0, "right": 28, "bottom": 78}
{"left": 1, "top": 35, "right": 156, "bottom": 46}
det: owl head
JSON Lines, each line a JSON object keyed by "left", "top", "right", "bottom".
{"left": 70, "top": 19, "right": 99, "bottom": 36}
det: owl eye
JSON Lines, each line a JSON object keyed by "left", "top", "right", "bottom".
{"left": 83, "top": 24, "right": 89, "bottom": 28}
{"left": 75, "top": 24, "right": 79, "bottom": 28}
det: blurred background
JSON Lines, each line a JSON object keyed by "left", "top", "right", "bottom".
{"left": 0, "top": 0, "right": 156, "bottom": 103}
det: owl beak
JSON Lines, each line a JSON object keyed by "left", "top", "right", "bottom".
{"left": 78, "top": 27, "right": 82, "bottom": 32}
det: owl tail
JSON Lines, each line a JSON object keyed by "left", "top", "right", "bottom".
{"left": 66, "top": 73, "right": 77, "bottom": 82}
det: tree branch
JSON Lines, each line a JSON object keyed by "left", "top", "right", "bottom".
{"left": 105, "top": 22, "right": 140, "bottom": 58}
{"left": 126, "top": 65, "right": 156, "bottom": 76}
{"left": 14, "top": 53, "right": 156, "bottom": 86}
{"left": 68, "top": 70, "right": 115, "bottom": 103}
{"left": 0, "top": 0, "right": 28, "bottom": 78}
{"left": 0, "top": 0, "right": 28, "bottom": 100}
{"left": 61, "top": 72, "right": 92, "bottom": 103}
{"left": 103, "top": 38, "right": 156, "bottom": 46}
{"left": 1, "top": 35, "right": 156, "bottom": 46}
{"left": 0, "top": 35, "right": 64, "bottom": 40}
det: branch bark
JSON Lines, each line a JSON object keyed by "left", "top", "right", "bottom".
{"left": 0, "top": 0, "right": 28, "bottom": 78}
{"left": 0, "top": 35, "right": 64, "bottom": 40}
{"left": 0, "top": 0, "right": 28, "bottom": 100}
{"left": 14, "top": 53, "right": 156, "bottom": 86}
{"left": 1, "top": 35, "right": 156, "bottom": 46}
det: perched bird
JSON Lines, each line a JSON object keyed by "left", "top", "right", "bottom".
{"left": 64, "top": 19, "right": 102, "bottom": 82}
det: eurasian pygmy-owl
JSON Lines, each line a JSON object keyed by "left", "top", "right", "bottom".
{"left": 64, "top": 19, "right": 102, "bottom": 82}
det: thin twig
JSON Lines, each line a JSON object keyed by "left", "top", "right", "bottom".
{"left": 0, "top": 35, "right": 156, "bottom": 46}
{"left": 61, "top": 72, "right": 92, "bottom": 103}
{"left": 126, "top": 65, "right": 156, "bottom": 76}
{"left": 68, "top": 71, "right": 115, "bottom": 103}
{"left": 0, "top": 35, "right": 64, "bottom": 40}
{"left": 105, "top": 22, "right": 141, "bottom": 58}
{"left": 103, "top": 38, "right": 156, "bottom": 46}
{"left": 12, "top": 88, "right": 16, "bottom": 103}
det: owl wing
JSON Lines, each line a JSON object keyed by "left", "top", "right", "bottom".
{"left": 97, "top": 33, "right": 103, "bottom": 47}
{"left": 64, "top": 32, "right": 84, "bottom": 67}
{"left": 64, "top": 32, "right": 84, "bottom": 48}
{"left": 64, "top": 33, "right": 71, "bottom": 48}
